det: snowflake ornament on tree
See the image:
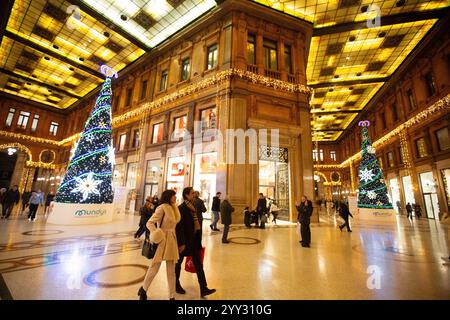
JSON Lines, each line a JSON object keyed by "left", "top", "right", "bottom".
{"left": 71, "top": 172, "right": 102, "bottom": 201}
{"left": 359, "top": 168, "right": 375, "bottom": 183}
{"left": 367, "top": 146, "right": 376, "bottom": 154}
{"left": 367, "top": 190, "right": 377, "bottom": 200}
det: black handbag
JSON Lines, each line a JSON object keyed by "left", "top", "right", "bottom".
{"left": 141, "top": 213, "right": 165, "bottom": 259}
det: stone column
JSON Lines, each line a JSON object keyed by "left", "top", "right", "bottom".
{"left": 256, "top": 31, "right": 264, "bottom": 75}
{"left": 134, "top": 120, "right": 150, "bottom": 211}
{"left": 298, "top": 106, "right": 317, "bottom": 222}
{"left": 11, "top": 152, "right": 27, "bottom": 191}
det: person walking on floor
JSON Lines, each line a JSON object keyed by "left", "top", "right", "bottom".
{"left": 44, "top": 191, "right": 55, "bottom": 215}
{"left": 1, "top": 185, "right": 20, "bottom": 219}
{"left": 414, "top": 204, "right": 422, "bottom": 219}
{"left": 193, "top": 191, "right": 207, "bottom": 233}
{"left": 220, "top": 195, "right": 234, "bottom": 244}
{"left": 256, "top": 193, "right": 267, "bottom": 228}
{"left": 269, "top": 200, "right": 280, "bottom": 225}
{"left": 296, "top": 196, "right": 313, "bottom": 248}
{"left": 210, "top": 192, "right": 221, "bottom": 231}
{"left": 28, "top": 191, "right": 43, "bottom": 222}
{"left": 0, "top": 188, "right": 6, "bottom": 215}
{"left": 138, "top": 190, "right": 181, "bottom": 300}
{"left": 175, "top": 187, "right": 216, "bottom": 298}
{"left": 338, "top": 201, "right": 353, "bottom": 232}
{"left": 406, "top": 202, "right": 413, "bottom": 220}
{"left": 134, "top": 196, "right": 155, "bottom": 240}
{"left": 21, "top": 191, "right": 31, "bottom": 214}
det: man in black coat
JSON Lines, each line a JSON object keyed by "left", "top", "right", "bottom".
{"left": 219, "top": 196, "right": 234, "bottom": 243}
{"left": 210, "top": 192, "right": 221, "bottom": 231}
{"left": 296, "top": 195, "right": 313, "bottom": 248}
{"left": 406, "top": 203, "right": 413, "bottom": 220}
{"left": 338, "top": 201, "right": 353, "bottom": 232}
{"left": 193, "top": 191, "right": 207, "bottom": 233}
{"left": 1, "top": 185, "right": 20, "bottom": 219}
{"left": 256, "top": 193, "right": 267, "bottom": 228}
{"left": 175, "top": 187, "right": 216, "bottom": 298}
{"left": 134, "top": 196, "right": 154, "bottom": 239}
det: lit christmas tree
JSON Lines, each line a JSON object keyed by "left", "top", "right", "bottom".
{"left": 55, "top": 77, "right": 114, "bottom": 204}
{"left": 48, "top": 66, "right": 118, "bottom": 225}
{"left": 357, "top": 121, "right": 393, "bottom": 209}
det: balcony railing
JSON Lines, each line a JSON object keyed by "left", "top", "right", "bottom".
{"left": 247, "top": 64, "right": 258, "bottom": 73}
{"left": 288, "top": 74, "right": 296, "bottom": 83}
{"left": 264, "top": 69, "right": 281, "bottom": 80}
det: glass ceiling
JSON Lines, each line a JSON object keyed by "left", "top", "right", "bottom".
{"left": 0, "top": 0, "right": 216, "bottom": 109}
{"left": 253, "top": 0, "right": 448, "bottom": 141}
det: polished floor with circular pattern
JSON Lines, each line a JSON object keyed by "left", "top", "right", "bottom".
{"left": 0, "top": 208, "right": 449, "bottom": 300}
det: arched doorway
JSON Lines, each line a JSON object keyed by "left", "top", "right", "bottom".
{"left": 0, "top": 143, "right": 32, "bottom": 190}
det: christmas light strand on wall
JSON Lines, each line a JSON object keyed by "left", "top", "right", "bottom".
{"left": 55, "top": 70, "right": 115, "bottom": 204}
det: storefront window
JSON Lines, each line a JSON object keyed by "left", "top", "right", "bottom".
{"left": 389, "top": 178, "right": 401, "bottom": 213}
{"left": 387, "top": 152, "right": 394, "bottom": 168}
{"left": 259, "top": 146, "right": 289, "bottom": 220}
{"left": 144, "top": 159, "right": 161, "bottom": 204}
{"left": 415, "top": 138, "right": 428, "bottom": 158}
{"left": 113, "top": 164, "right": 125, "bottom": 187}
{"left": 193, "top": 152, "right": 217, "bottom": 220}
{"left": 419, "top": 171, "right": 439, "bottom": 219}
{"left": 402, "top": 176, "right": 415, "bottom": 207}
{"left": 166, "top": 156, "right": 186, "bottom": 202}
{"left": 126, "top": 162, "right": 138, "bottom": 189}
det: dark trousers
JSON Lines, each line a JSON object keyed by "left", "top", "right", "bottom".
{"left": 175, "top": 246, "right": 207, "bottom": 291}
{"left": 22, "top": 202, "right": 28, "bottom": 212}
{"left": 406, "top": 210, "right": 413, "bottom": 219}
{"left": 134, "top": 225, "right": 147, "bottom": 238}
{"left": 222, "top": 224, "right": 230, "bottom": 242}
{"left": 300, "top": 223, "right": 311, "bottom": 245}
{"left": 340, "top": 218, "right": 351, "bottom": 231}
{"left": 272, "top": 212, "right": 278, "bottom": 224}
{"left": 28, "top": 204, "right": 39, "bottom": 220}
{"left": 2, "top": 203, "right": 14, "bottom": 218}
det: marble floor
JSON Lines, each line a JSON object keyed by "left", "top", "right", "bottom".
{"left": 0, "top": 208, "right": 449, "bottom": 300}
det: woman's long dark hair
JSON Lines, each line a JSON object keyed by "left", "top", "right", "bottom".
{"left": 159, "top": 189, "right": 176, "bottom": 205}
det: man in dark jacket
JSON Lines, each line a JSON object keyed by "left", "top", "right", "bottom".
{"left": 2, "top": 185, "right": 20, "bottom": 219}
{"left": 193, "top": 191, "right": 207, "bottom": 232}
{"left": 256, "top": 193, "right": 267, "bottom": 228}
{"left": 406, "top": 203, "right": 413, "bottom": 220}
{"left": 210, "top": 192, "right": 221, "bottom": 231}
{"left": 175, "top": 187, "right": 216, "bottom": 298}
{"left": 134, "top": 196, "right": 155, "bottom": 239}
{"left": 21, "top": 191, "right": 31, "bottom": 214}
{"left": 296, "top": 195, "right": 313, "bottom": 248}
{"left": 220, "top": 196, "right": 234, "bottom": 243}
{"left": 338, "top": 201, "right": 353, "bottom": 232}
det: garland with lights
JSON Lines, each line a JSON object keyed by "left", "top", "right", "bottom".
{"left": 357, "top": 122, "right": 393, "bottom": 209}
{"left": 54, "top": 77, "right": 114, "bottom": 204}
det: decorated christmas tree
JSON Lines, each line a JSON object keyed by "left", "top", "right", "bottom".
{"left": 49, "top": 66, "right": 117, "bottom": 225}
{"left": 55, "top": 78, "right": 114, "bottom": 203}
{"left": 357, "top": 121, "right": 393, "bottom": 209}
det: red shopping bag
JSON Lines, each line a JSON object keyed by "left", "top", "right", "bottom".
{"left": 185, "top": 247, "right": 205, "bottom": 273}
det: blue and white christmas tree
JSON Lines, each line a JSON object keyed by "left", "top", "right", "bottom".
{"left": 55, "top": 75, "right": 115, "bottom": 204}
{"left": 357, "top": 121, "right": 393, "bottom": 209}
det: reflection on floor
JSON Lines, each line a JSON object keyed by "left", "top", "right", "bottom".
{"left": 0, "top": 210, "right": 449, "bottom": 300}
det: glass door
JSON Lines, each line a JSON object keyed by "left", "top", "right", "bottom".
{"left": 259, "top": 146, "right": 289, "bottom": 221}
{"left": 419, "top": 171, "right": 439, "bottom": 219}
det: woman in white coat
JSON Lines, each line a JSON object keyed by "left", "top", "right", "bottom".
{"left": 138, "top": 189, "right": 181, "bottom": 300}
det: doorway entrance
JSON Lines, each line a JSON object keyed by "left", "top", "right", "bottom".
{"left": 259, "top": 146, "right": 289, "bottom": 221}
{"left": 419, "top": 171, "right": 439, "bottom": 219}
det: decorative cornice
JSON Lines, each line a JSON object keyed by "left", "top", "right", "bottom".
{"left": 26, "top": 161, "right": 56, "bottom": 169}
{"left": 112, "top": 68, "right": 312, "bottom": 127}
